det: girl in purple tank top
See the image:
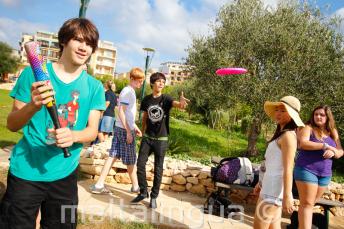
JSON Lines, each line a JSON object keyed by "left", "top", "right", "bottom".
{"left": 295, "top": 105, "right": 343, "bottom": 229}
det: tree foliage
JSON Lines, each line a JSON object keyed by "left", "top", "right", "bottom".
{"left": 186, "top": 0, "right": 344, "bottom": 155}
{"left": 0, "top": 42, "right": 20, "bottom": 80}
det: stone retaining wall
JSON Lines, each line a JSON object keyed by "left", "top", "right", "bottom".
{"left": 79, "top": 141, "right": 344, "bottom": 216}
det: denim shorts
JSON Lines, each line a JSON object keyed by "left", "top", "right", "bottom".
{"left": 294, "top": 166, "right": 331, "bottom": 187}
{"left": 259, "top": 194, "right": 283, "bottom": 206}
{"left": 99, "top": 116, "right": 115, "bottom": 133}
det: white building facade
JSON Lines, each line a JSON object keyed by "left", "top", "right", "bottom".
{"left": 159, "top": 62, "right": 192, "bottom": 86}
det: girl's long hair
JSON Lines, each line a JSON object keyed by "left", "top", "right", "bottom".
{"left": 269, "top": 119, "right": 298, "bottom": 142}
{"left": 307, "top": 105, "right": 337, "bottom": 139}
{"left": 104, "top": 80, "right": 113, "bottom": 91}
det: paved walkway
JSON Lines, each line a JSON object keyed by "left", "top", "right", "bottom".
{"left": 1, "top": 147, "right": 343, "bottom": 228}
{"left": 77, "top": 179, "right": 261, "bottom": 229}
{"left": 0, "top": 146, "right": 274, "bottom": 228}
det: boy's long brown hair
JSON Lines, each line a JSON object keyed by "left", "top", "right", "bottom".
{"left": 58, "top": 18, "right": 99, "bottom": 55}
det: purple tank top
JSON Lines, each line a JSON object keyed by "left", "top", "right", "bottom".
{"left": 295, "top": 132, "right": 336, "bottom": 176}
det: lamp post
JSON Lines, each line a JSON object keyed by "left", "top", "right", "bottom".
{"left": 139, "top": 47, "right": 155, "bottom": 122}
{"left": 79, "top": 0, "right": 90, "bottom": 18}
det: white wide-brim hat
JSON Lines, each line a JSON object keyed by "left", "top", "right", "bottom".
{"left": 264, "top": 96, "right": 305, "bottom": 127}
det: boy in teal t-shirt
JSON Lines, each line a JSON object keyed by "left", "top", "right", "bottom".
{"left": 0, "top": 18, "right": 105, "bottom": 228}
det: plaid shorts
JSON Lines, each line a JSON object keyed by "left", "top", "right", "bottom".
{"left": 109, "top": 126, "right": 136, "bottom": 165}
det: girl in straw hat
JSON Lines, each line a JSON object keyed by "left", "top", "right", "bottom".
{"left": 295, "top": 105, "right": 343, "bottom": 229}
{"left": 253, "top": 96, "right": 304, "bottom": 229}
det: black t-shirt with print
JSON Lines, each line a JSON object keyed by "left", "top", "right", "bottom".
{"left": 140, "top": 94, "right": 174, "bottom": 138}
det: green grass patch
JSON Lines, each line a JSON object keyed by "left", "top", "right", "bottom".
{"left": 168, "top": 118, "right": 266, "bottom": 164}
{"left": 0, "top": 89, "right": 23, "bottom": 147}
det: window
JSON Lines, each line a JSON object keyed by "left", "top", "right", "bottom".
{"left": 51, "top": 42, "right": 59, "bottom": 49}
{"left": 41, "top": 49, "right": 48, "bottom": 56}
{"left": 51, "top": 51, "right": 59, "bottom": 58}
{"left": 38, "top": 40, "right": 49, "bottom": 47}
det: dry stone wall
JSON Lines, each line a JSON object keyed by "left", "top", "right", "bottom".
{"left": 80, "top": 140, "right": 344, "bottom": 216}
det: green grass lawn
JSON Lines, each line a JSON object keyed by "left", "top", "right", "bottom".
{"left": 168, "top": 118, "right": 266, "bottom": 164}
{"left": 0, "top": 89, "right": 22, "bottom": 147}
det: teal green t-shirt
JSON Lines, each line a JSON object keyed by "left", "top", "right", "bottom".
{"left": 9, "top": 63, "right": 105, "bottom": 181}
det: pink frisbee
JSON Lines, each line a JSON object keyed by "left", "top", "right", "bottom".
{"left": 216, "top": 67, "right": 248, "bottom": 76}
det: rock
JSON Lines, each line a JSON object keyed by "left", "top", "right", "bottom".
{"left": 105, "top": 176, "right": 117, "bottom": 184}
{"left": 172, "top": 174, "right": 186, "bottom": 185}
{"left": 93, "top": 152, "right": 102, "bottom": 159}
{"left": 178, "top": 162, "right": 187, "bottom": 170}
{"left": 161, "top": 176, "right": 173, "bottom": 185}
{"left": 167, "top": 162, "right": 178, "bottom": 170}
{"left": 146, "top": 172, "right": 154, "bottom": 181}
{"left": 186, "top": 183, "right": 193, "bottom": 191}
{"left": 181, "top": 170, "right": 191, "bottom": 177}
{"left": 170, "top": 183, "right": 186, "bottom": 192}
{"left": 330, "top": 193, "right": 336, "bottom": 201}
{"left": 146, "top": 165, "right": 153, "bottom": 172}
{"left": 112, "top": 161, "right": 128, "bottom": 170}
{"left": 171, "top": 169, "right": 181, "bottom": 176}
{"left": 189, "top": 184, "right": 206, "bottom": 196}
{"left": 189, "top": 170, "right": 200, "bottom": 177}
{"left": 114, "top": 172, "right": 131, "bottom": 184}
{"left": 160, "top": 184, "right": 170, "bottom": 191}
{"left": 198, "top": 172, "right": 208, "bottom": 180}
{"left": 200, "top": 178, "right": 214, "bottom": 188}
{"left": 186, "top": 177, "right": 198, "bottom": 185}
{"left": 79, "top": 157, "right": 105, "bottom": 166}
{"left": 80, "top": 165, "right": 115, "bottom": 176}
{"left": 163, "top": 169, "right": 173, "bottom": 177}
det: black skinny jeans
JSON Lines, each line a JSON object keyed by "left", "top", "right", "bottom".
{"left": 136, "top": 137, "right": 168, "bottom": 198}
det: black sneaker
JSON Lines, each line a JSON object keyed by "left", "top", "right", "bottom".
{"left": 131, "top": 193, "right": 149, "bottom": 203}
{"left": 149, "top": 198, "right": 157, "bottom": 209}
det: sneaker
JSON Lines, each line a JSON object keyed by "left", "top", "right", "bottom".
{"left": 130, "top": 186, "right": 140, "bottom": 193}
{"left": 149, "top": 198, "right": 157, "bottom": 209}
{"left": 89, "top": 184, "right": 110, "bottom": 194}
{"left": 131, "top": 193, "right": 149, "bottom": 204}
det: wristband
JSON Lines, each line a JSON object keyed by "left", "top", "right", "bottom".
{"left": 323, "top": 143, "right": 329, "bottom": 150}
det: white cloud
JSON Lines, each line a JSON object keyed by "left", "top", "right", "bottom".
{"left": 0, "top": 0, "right": 20, "bottom": 7}
{"left": 85, "top": 0, "right": 228, "bottom": 72}
{"left": 0, "top": 17, "right": 50, "bottom": 49}
{"left": 333, "top": 7, "right": 344, "bottom": 33}
{"left": 262, "top": 0, "right": 279, "bottom": 9}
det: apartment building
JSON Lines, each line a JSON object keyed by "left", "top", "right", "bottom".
{"left": 159, "top": 62, "right": 192, "bottom": 86}
{"left": 19, "top": 31, "right": 59, "bottom": 67}
{"left": 89, "top": 40, "right": 117, "bottom": 76}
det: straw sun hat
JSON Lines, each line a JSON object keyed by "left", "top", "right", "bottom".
{"left": 264, "top": 96, "right": 305, "bottom": 127}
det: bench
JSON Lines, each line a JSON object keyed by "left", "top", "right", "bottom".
{"left": 210, "top": 156, "right": 344, "bottom": 229}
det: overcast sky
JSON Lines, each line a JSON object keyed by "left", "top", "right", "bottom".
{"left": 0, "top": 0, "right": 343, "bottom": 73}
